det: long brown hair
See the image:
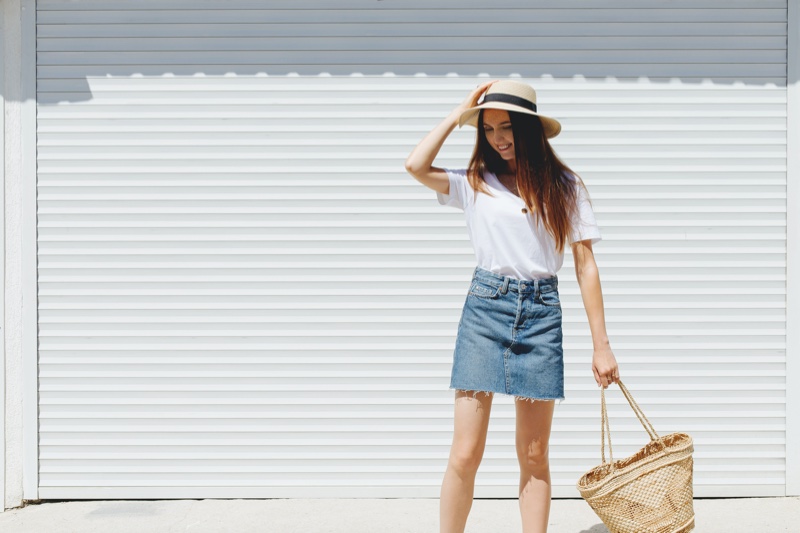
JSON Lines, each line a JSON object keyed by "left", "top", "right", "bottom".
{"left": 466, "top": 109, "right": 592, "bottom": 254}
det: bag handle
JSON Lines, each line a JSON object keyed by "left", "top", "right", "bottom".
{"left": 600, "top": 379, "right": 665, "bottom": 468}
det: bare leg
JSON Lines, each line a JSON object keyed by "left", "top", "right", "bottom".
{"left": 515, "top": 398, "right": 556, "bottom": 533}
{"left": 439, "top": 389, "right": 494, "bottom": 533}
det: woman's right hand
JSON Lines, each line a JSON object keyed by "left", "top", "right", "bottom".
{"left": 453, "top": 80, "right": 498, "bottom": 117}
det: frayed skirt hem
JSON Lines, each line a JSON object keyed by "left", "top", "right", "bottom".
{"left": 450, "top": 387, "right": 565, "bottom": 406}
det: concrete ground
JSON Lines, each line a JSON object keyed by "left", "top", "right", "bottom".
{"left": 0, "top": 497, "right": 798, "bottom": 532}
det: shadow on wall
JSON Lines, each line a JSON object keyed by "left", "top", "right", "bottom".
{"left": 32, "top": 1, "right": 791, "bottom": 105}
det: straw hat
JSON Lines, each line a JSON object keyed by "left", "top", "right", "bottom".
{"left": 458, "top": 80, "right": 562, "bottom": 139}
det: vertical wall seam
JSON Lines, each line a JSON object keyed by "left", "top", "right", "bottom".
{"left": 20, "top": 0, "right": 37, "bottom": 501}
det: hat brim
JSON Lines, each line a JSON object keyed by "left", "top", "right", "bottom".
{"left": 458, "top": 102, "right": 562, "bottom": 138}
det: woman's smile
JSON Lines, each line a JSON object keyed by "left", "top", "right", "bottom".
{"left": 483, "top": 108, "right": 516, "bottom": 161}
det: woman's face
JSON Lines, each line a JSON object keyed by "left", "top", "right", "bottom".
{"left": 482, "top": 108, "right": 515, "bottom": 162}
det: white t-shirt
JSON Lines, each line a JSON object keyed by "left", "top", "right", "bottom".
{"left": 436, "top": 168, "right": 602, "bottom": 280}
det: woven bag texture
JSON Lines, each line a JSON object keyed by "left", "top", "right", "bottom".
{"left": 577, "top": 380, "right": 695, "bottom": 533}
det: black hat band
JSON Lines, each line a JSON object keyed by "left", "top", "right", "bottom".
{"left": 482, "top": 93, "right": 538, "bottom": 113}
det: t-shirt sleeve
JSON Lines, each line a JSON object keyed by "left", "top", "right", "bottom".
{"left": 436, "top": 168, "right": 472, "bottom": 211}
{"left": 569, "top": 182, "right": 602, "bottom": 245}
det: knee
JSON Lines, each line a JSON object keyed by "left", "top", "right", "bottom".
{"left": 517, "top": 444, "right": 549, "bottom": 473}
{"left": 449, "top": 446, "right": 485, "bottom": 476}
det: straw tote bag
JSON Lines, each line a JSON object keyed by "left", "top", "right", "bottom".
{"left": 576, "top": 380, "right": 695, "bottom": 533}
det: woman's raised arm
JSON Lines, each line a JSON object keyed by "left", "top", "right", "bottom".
{"left": 404, "top": 80, "right": 496, "bottom": 195}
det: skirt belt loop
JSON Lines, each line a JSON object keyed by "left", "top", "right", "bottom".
{"left": 501, "top": 277, "right": 510, "bottom": 295}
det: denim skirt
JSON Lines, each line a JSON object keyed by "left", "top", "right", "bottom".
{"left": 450, "top": 266, "right": 565, "bottom": 404}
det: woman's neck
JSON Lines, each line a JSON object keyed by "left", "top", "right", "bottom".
{"left": 497, "top": 163, "right": 516, "bottom": 179}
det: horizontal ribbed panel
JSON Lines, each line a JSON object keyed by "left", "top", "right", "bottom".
{"left": 36, "top": 1, "right": 787, "bottom": 83}
{"left": 36, "top": 0, "right": 787, "bottom": 499}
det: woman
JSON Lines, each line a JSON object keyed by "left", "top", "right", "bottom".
{"left": 404, "top": 80, "right": 620, "bottom": 533}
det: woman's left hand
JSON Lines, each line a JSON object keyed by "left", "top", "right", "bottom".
{"left": 592, "top": 345, "right": 619, "bottom": 389}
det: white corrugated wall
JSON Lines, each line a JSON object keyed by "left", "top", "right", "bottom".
{"left": 34, "top": 0, "right": 789, "bottom": 498}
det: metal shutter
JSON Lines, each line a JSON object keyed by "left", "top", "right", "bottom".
{"left": 36, "top": 0, "right": 789, "bottom": 498}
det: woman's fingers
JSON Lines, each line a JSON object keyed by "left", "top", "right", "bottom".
{"left": 457, "top": 80, "right": 498, "bottom": 111}
{"left": 470, "top": 80, "right": 497, "bottom": 102}
{"left": 592, "top": 365, "right": 603, "bottom": 388}
{"left": 594, "top": 365, "right": 620, "bottom": 389}
{"left": 593, "top": 347, "right": 619, "bottom": 388}
{"left": 474, "top": 79, "right": 497, "bottom": 93}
